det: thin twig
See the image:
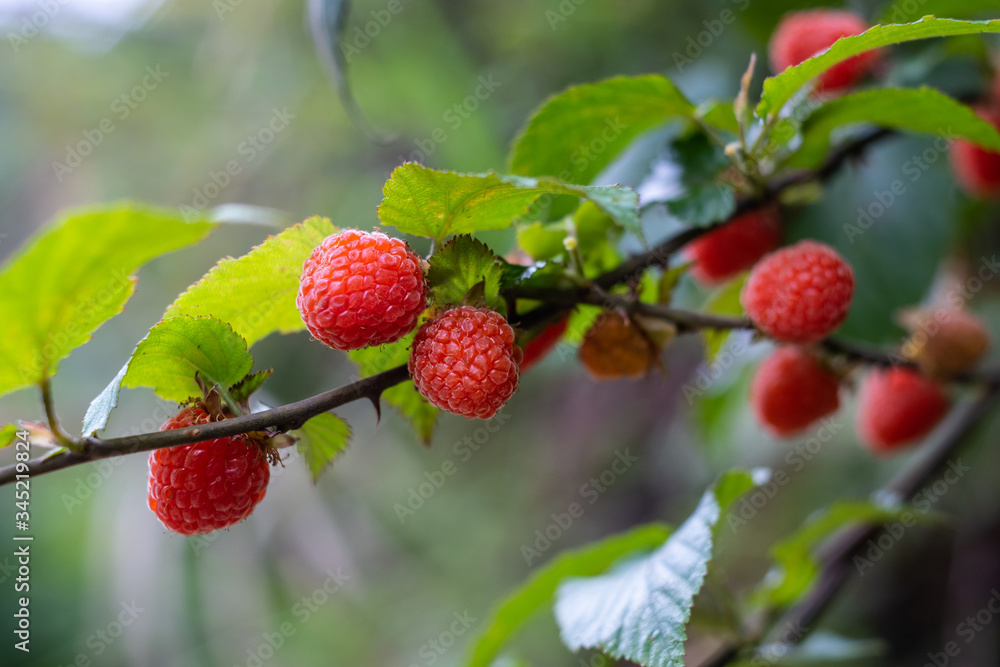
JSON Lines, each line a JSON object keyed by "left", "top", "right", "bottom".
{"left": 40, "top": 377, "right": 75, "bottom": 449}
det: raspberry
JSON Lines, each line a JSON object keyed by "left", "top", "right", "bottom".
{"left": 856, "top": 368, "right": 950, "bottom": 454}
{"left": 900, "top": 308, "right": 990, "bottom": 377}
{"left": 579, "top": 312, "right": 659, "bottom": 380}
{"left": 769, "top": 9, "right": 878, "bottom": 93}
{"left": 519, "top": 317, "right": 569, "bottom": 372}
{"left": 148, "top": 405, "right": 270, "bottom": 535}
{"left": 950, "top": 107, "right": 1000, "bottom": 198}
{"left": 686, "top": 206, "right": 782, "bottom": 285}
{"left": 409, "top": 306, "right": 520, "bottom": 419}
{"left": 297, "top": 229, "right": 426, "bottom": 350}
{"left": 742, "top": 240, "right": 854, "bottom": 344}
{"left": 750, "top": 347, "right": 841, "bottom": 437}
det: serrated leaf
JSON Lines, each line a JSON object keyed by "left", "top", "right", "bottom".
{"left": 702, "top": 276, "right": 746, "bottom": 362}
{"left": 295, "top": 412, "right": 351, "bottom": 482}
{"left": 230, "top": 369, "right": 273, "bottom": 404}
{"left": 0, "top": 425, "right": 16, "bottom": 449}
{"left": 758, "top": 18, "right": 1000, "bottom": 117}
{"left": 427, "top": 236, "right": 505, "bottom": 311}
{"left": 663, "top": 133, "right": 736, "bottom": 226}
{"left": 509, "top": 75, "right": 695, "bottom": 185}
{"left": 165, "top": 216, "right": 336, "bottom": 347}
{"left": 554, "top": 470, "right": 758, "bottom": 667}
{"left": 349, "top": 332, "right": 438, "bottom": 443}
{"left": 789, "top": 87, "right": 1000, "bottom": 168}
{"left": 757, "top": 500, "right": 940, "bottom": 608}
{"left": 696, "top": 100, "right": 739, "bottom": 134}
{"left": 83, "top": 317, "right": 254, "bottom": 435}
{"left": 378, "top": 164, "right": 641, "bottom": 241}
{"left": 666, "top": 183, "right": 736, "bottom": 227}
{"left": 0, "top": 204, "right": 213, "bottom": 399}
{"left": 465, "top": 524, "right": 674, "bottom": 667}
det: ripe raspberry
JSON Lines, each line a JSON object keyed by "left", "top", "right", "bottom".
{"left": 579, "top": 311, "right": 659, "bottom": 380}
{"left": 769, "top": 10, "right": 878, "bottom": 93}
{"left": 686, "top": 207, "right": 782, "bottom": 285}
{"left": 148, "top": 405, "right": 270, "bottom": 535}
{"left": 856, "top": 368, "right": 950, "bottom": 454}
{"left": 950, "top": 107, "right": 1000, "bottom": 198}
{"left": 900, "top": 308, "right": 990, "bottom": 377}
{"left": 750, "top": 347, "right": 841, "bottom": 437}
{"left": 409, "top": 306, "right": 520, "bottom": 419}
{"left": 519, "top": 317, "right": 569, "bottom": 372}
{"left": 297, "top": 229, "right": 426, "bottom": 350}
{"left": 742, "top": 240, "right": 854, "bottom": 344}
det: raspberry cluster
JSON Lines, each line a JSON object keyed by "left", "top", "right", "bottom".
{"left": 148, "top": 405, "right": 270, "bottom": 535}
{"left": 768, "top": 9, "right": 878, "bottom": 93}
{"left": 297, "top": 229, "right": 426, "bottom": 350}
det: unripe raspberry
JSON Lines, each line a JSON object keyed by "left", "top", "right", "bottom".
{"left": 742, "top": 240, "right": 855, "bottom": 344}
{"left": 750, "top": 347, "right": 841, "bottom": 437}
{"left": 579, "top": 312, "right": 659, "bottom": 380}
{"left": 409, "top": 306, "right": 520, "bottom": 419}
{"left": 769, "top": 9, "right": 878, "bottom": 93}
{"left": 686, "top": 207, "right": 782, "bottom": 285}
{"left": 950, "top": 107, "right": 1000, "bottom": 198}
{"left": 519, "top": 317, "right": 569, "bottom": 373}
{"left": 297, "top": 229, "right": 426, "bottom": 350}
{"left": 148, "top": 405, "right": 270, "bottom": 535}
{"left": 900, "top": 308, "right": 991, "bottom": 377}
{"left": 856, "top": 368, "right": 949, "bottom": 454}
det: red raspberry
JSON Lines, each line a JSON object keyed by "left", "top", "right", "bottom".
{"left": 750, "top": 347, "right": 841, "bottom": 437}
{"left": 409, "top": 306, "right": 520, "bottom": 419}
{"left": 769, "top": 9, "right": 878, "bottom": 93}
{"left": 686, "top": 207, "right": 782, "bottom": 285}
{"left": 742, "top": 240, "right": 854, "bottom": 344}
{"left": 950, "top": 106, "right": 1000, "bottom": 198}
{"left": 297, "top": 229, "right": 426, "bottom": 350}
{"left": 148, "top": 405, "right": 270, "bottom": 535}
{"left": 856, "top": 368, "right": 950, "bottom": 454}
{"left": 519, "top": 317, "right": 569, "bottom": 372}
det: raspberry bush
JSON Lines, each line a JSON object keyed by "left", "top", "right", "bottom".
{"left": 4, "top": 9, "right": 1000, "bottom": 667}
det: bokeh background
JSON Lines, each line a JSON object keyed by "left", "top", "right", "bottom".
{"left": 2, "top": 0, "right": 1000, "bottom": 665}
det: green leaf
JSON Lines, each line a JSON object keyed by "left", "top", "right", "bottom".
{"left": 82, "top": 317, "right": 253, "bottom": 435}
{"left": 666, "top": 183, "right": 736, "bottom": 227}
{"left": 427, "top": 236, "right": 505, "bottom": 311}
{"left": 695, "top": 100, "right": 739, "bottom": 134}
{"left": 0, "top": 425, "right": 16, "bottom": 449}
{"left": 702, "top": 276, "right": 746, "bottom": 363}
{"left": 509, "top": 75, "right": 695, "bottom": 185}
{"left": 378, "top": 164, "right": 641, "bottom": 241}
{"left": 349, "top": 332, "right": 438, "bottom": 444}
{"left": 295, "top": 412, "right": 351, "bottom": 482}
{"left": 758, "top": 18, "right": 1000, "bottom": 117}
{"left": 165, "top": 216, "right": 336, "bottom": 347}
{"left": 663, "top": 133, "right": 736, "bottom": 226}
{"left": 878, "top": 0, "right": 1000, "bottom": 25}
{"left": 790, "top": 87, "right": 1000, "bottom": 168}
{"left": 554, "top": 470, "right": 759, "bottom": 666}
{"left": 0, "top": 204, "right": 213, "bottom": 399}
{"left": 758, "top": 501, "right": 938, "bottom": 608}
{"left": 465, "top": 524, "right": 674, "bottom": 667}
{"left": 230, "top": 369, "right": 273, "bottom": 404}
